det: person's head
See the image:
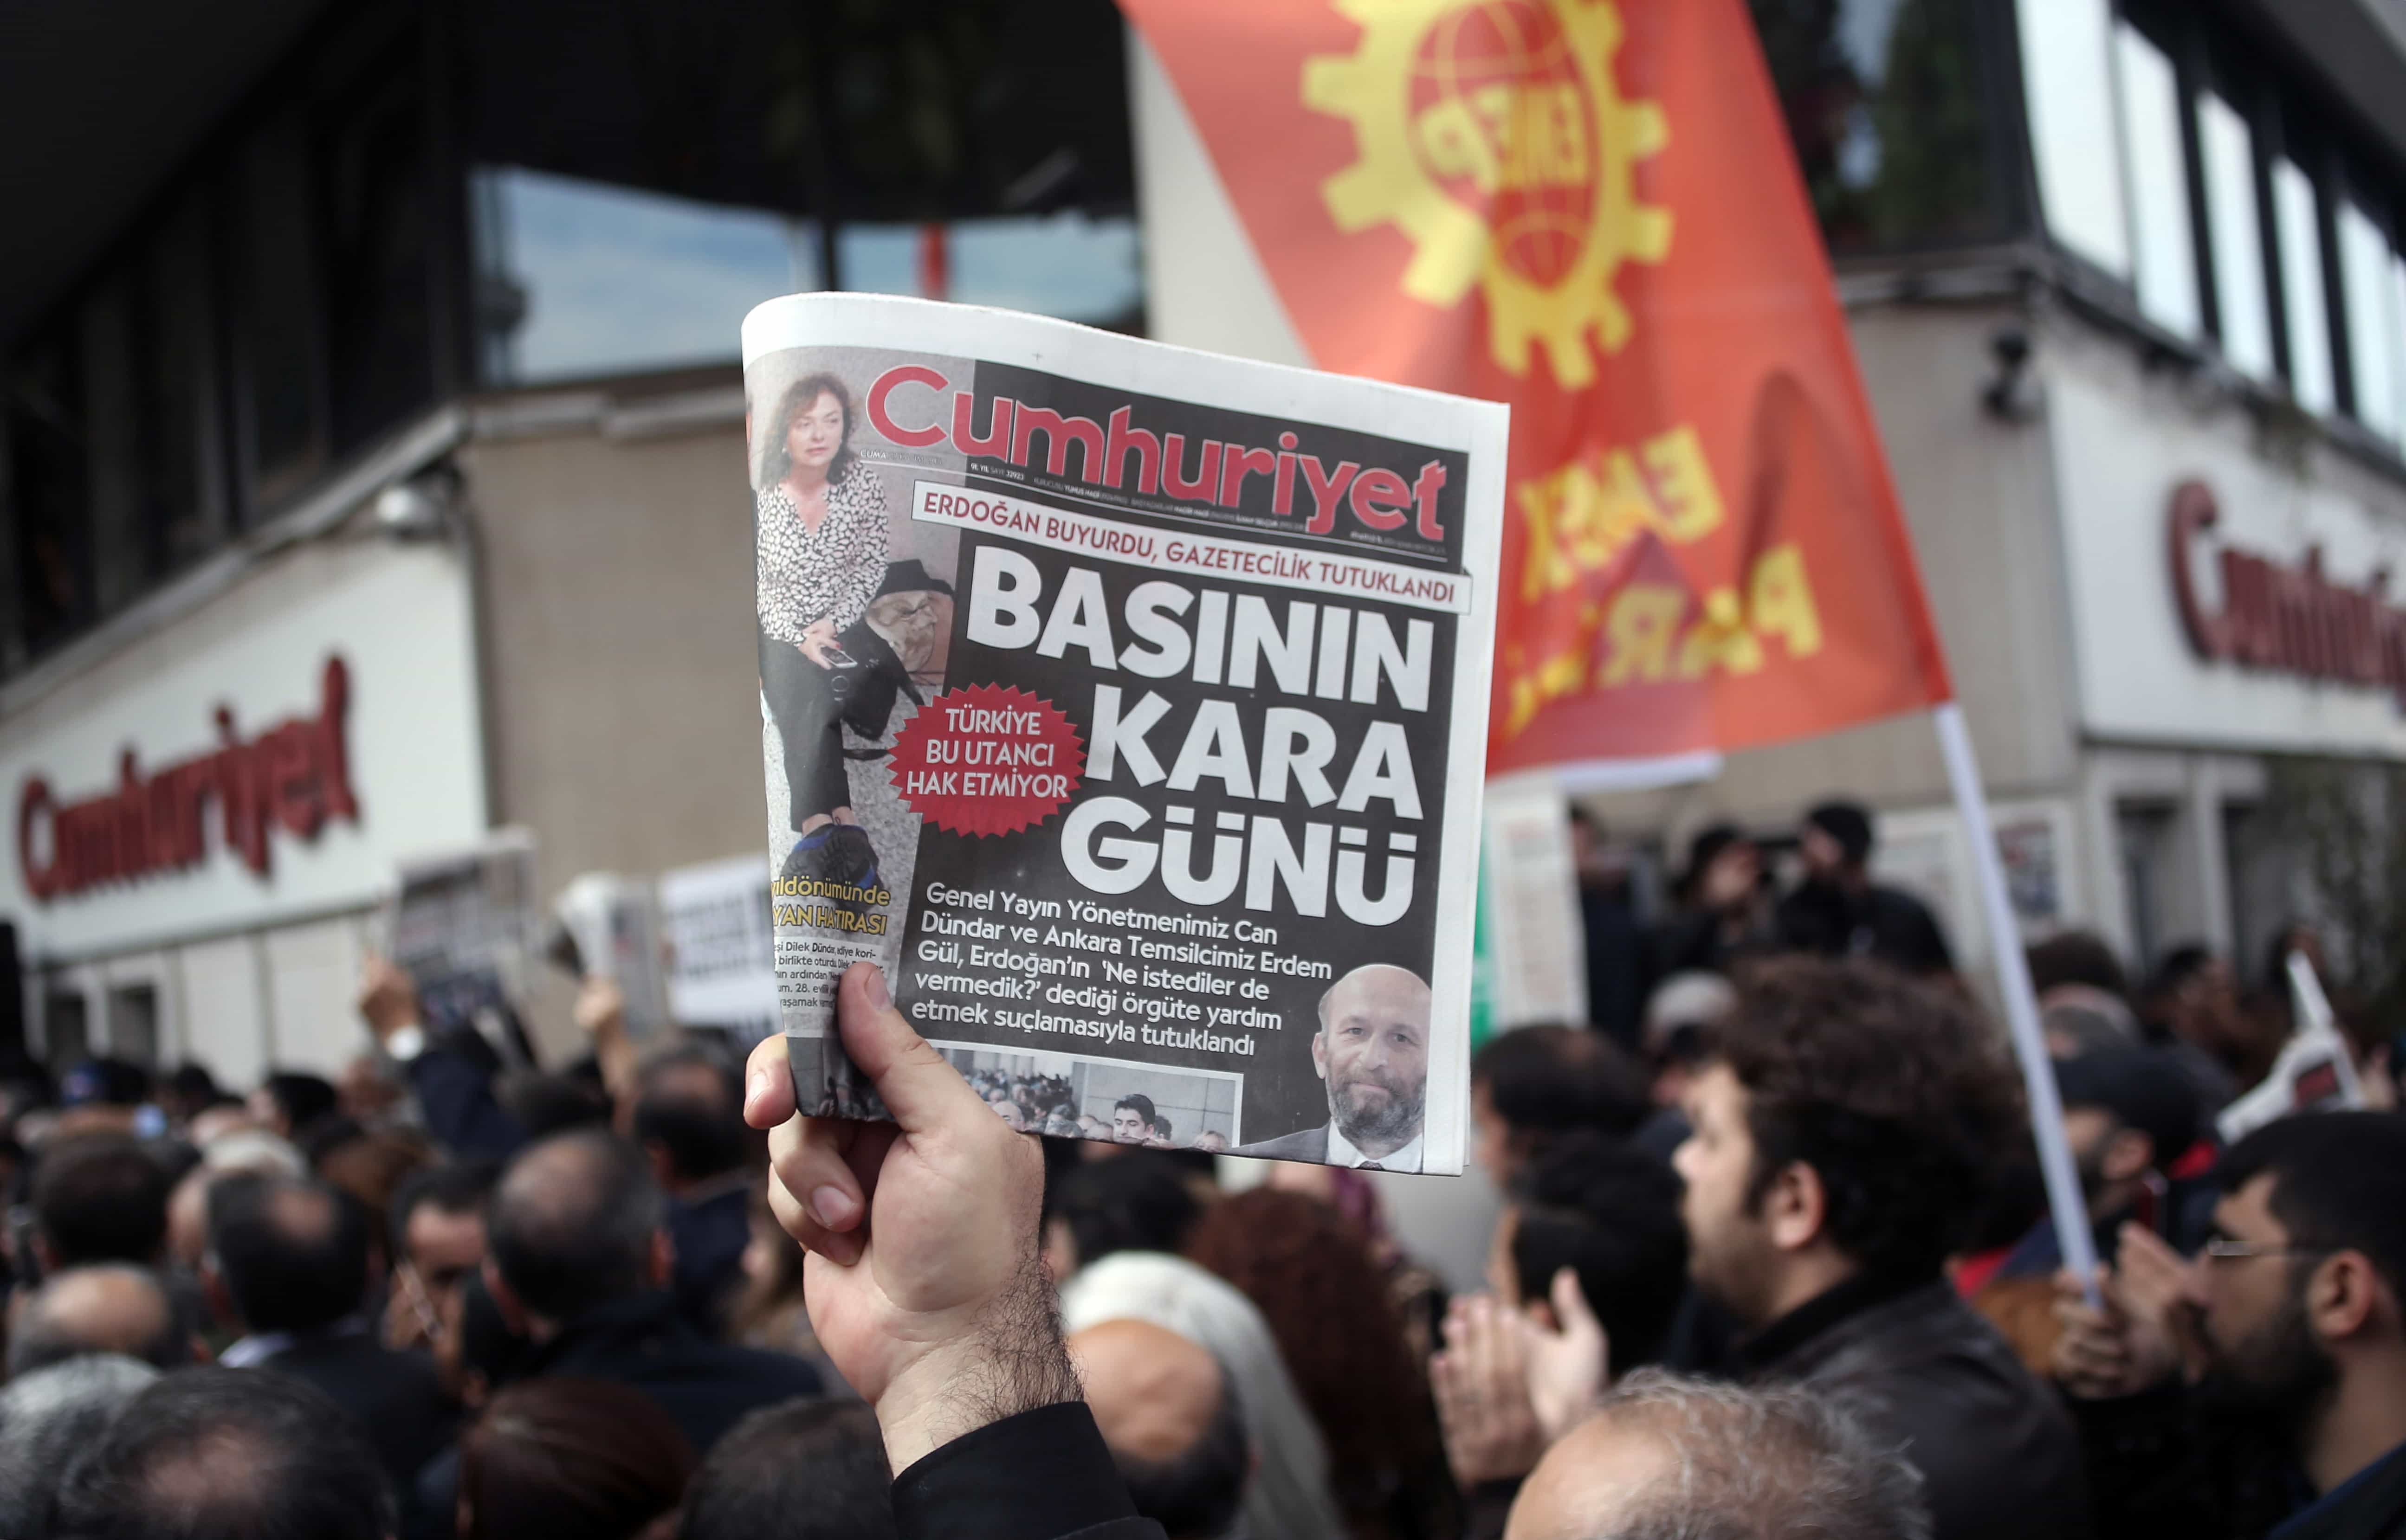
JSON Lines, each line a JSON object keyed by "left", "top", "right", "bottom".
{"left": 59, "top": 1057, "right": 152, "bottom": 1110}
{"left": 1151, "top": 1115, "right": 1174, "bottom": 1142}
{"left": 52, "top": 1367, "right": 394, "bottom": 1540}
{"left": 1112, "top": 1095, "right": 1158, "bottom": 1144}
{"left": 204, "top": 1173, "right": 372, "bottom": 1336}
{"left": 2027, "top": 930, "right": 2129, "bottom": 1001}
{"left": 187, "top": 1102, "right": 259, "bottom": 1148}
{"left": 764, "top": 373, "right": 857, "bottom": 488}
{"left": 1044, "top": 1106, "right": 1080, "bottom": 1138}
{"left": 1184, "top": 1186, "right": 1433, "bottom": 1501}
{"left": 1672, "top": 957, "right": 2021, "bottom": 1328}
{"left": 1072, "top": 1319, "right": 1249, "bottom": 1540}
{"left": 2183, "top": 1113, "right": 2406, "bottom": 1447}
{"left": 1312, "top": 964, "right": 1432, "bottom": 1157}
{"left": 316, "top": 1127, "right": 434, "bottom": 1249}
{"left": 0, "top": 1354, "right": 161, "bottom": 1539}
{"left": 1470, "top": 1025, "right": 1649, "bottom": 1183}
{"left": 678, "top": 1398, "right": 896, "bottom": 1540}
{"left": 1798, "top": 800, "right": 1875, "bottom": 883}
{"left": 159, "top": 1064, "right": 225, "bottom": 1126}
{"left": 1043, "top": 1152, "right": 1203, "bottom": 1281}
{"left": 1680, "top": 824, "right": 1760, "bottom": 913}
{"left": 249, "top": 1072, "right": 338, "bottom": 1141}
{"left": 487, "top": 1129, "right": 669, "bottom": 1330}
{"left": 391, "top": 1159, "right": 499, "bottom": 1289}
{"left": 1641, "top": 972, "right": 1734, "bottom": 1110}
{"left": 1503, "top": 1369, "right": 1930, "bottom": 1540}
{"left": 990, "top": 1089, "right": 1033, "bottom": 1133}
{"left": 7, "top": 1264, "right": 190, "bottom": 1376}
{"left": 631, "top": 1048, "right": 752, "bottom": 1192}
{"left": 496, "top": 1071, "right": 612, "bottom": 1141}
{"left": 31, "top": 1134, "right": 172, "bottom": 1272}
{"left": 1494, "top": 1134, "right": 1688, "bottom": 1372}
{"left": 457, "top": 1377, "right": 694, "bottom": 1540}
{"left": 2053, "top": 1049, "right": 2200, "bottom": 1216}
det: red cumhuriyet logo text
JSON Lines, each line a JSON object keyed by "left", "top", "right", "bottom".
{"left": 19, "top": 656, "right": 360, "bottom": 902}
{"left": 865, "top": 365, "right": 1452, "bottom": 541}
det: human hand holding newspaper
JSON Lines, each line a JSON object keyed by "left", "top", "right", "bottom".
{"left": 743, "top": 961, "right": 1077, "bottom": 1472}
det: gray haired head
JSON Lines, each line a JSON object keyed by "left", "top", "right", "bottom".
{"left": 1519, "top": 1368, "right": 1931, "bottom": 1540}
{"left": 0, "top": 1353, "right": 163, "bottom": 1537}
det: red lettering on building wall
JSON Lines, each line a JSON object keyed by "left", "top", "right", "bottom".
{"left": 18, "top": 656, "right": 361, "bottom": 902}
{"left": 2169, "top": 480, "right": 2406, "bottom": 707}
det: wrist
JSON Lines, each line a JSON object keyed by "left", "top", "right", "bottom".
{"left": 872, "top": 1268, "right": 1080, "bottom": 1473}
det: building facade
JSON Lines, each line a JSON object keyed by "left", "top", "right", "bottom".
{"left": 10, "top": 0, "right": 2406, "bottom": 1079}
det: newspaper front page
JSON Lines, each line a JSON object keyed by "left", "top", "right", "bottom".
{"left": 744, "top": 295, "right": 1505, "bottom": 1173}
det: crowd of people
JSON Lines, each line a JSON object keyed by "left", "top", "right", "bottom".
{"left": 0, "top": 800, "right": 2395, "bottom": 1539}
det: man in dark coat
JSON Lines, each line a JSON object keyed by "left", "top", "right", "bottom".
{"left": 1774, "top": 799, "right": 1953, "bottom": 977}
{"left": 204, "top": 1173, "right": 455, "bottom": 1495}
{"left": 1671, "top": 956, "right": 2091, "bottom": 1540}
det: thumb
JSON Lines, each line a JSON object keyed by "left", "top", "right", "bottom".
{"left": 834, "top": 962, "right": 981, "bottom": 1131}
{"left": 1550, "top": 1267, "right": 1600, "bottom": 1336}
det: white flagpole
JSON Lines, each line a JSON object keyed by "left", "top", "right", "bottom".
{"left": 1932, "top": 702, "right": 2102, "bottom": 1302}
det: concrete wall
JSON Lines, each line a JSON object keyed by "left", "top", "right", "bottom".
{"left": 460, "top": 406, "right": 768, "bottom": 1056}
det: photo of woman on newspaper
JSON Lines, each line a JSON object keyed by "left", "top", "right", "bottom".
{"left": 755, "top": 373, "right": 893, "bottom": 897}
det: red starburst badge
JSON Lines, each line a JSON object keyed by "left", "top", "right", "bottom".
{"left": 888, "top": 684, "right": 1087, "bottom": 838}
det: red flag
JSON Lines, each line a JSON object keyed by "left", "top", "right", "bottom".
{"left": 1117, "top": 0, "right": 1952, "bottom": 773}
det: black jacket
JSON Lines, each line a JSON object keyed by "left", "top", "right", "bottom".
{"left": 894, "top": 1402, "right": 1162, "bottom": 1540}
{"left": 253, "top": 1330, "right": 457, "bottom": 1491}
{"left": 1745, "top": 1276, "right": 2091, "bottom": 1540}
{"left": 514, "top": 1289, "right": 821, "bottom": 1454}
{"left": 2278, "top": 1443, "right": 2406, "bottom": 1540}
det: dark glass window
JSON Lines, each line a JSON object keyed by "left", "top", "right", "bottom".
{"left": 1749, "top": 0, "right": 2023, "bottom": 254}
{"left": 321, "top": 31, "right": 437, "bottom": 454}
{"left": 232, "top": 109, "right": 330, "bottom": 512}
{"left": 2, "top": 326, "right": 96, "bottom": 656}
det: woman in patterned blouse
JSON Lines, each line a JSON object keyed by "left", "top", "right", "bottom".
{"left": 756, "top": 372, "right": 889, "bottom": 886}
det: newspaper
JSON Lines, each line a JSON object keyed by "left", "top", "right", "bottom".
{"left": 744, "top": 294, "right": 1506, "bottom": 1174}
{"left": 550, "top": 873, "right": 672, "bottom": 1037}
{"left": 658, "top": 855, "right": 780, "bottom": 1036}
{"left": 386, "top": 829, "right": 538, "bottom": 1059}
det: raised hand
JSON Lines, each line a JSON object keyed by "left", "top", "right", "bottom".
{"left": 743, "top": 963, "right": 1077, "bottom": 1472}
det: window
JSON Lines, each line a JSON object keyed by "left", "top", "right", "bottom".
{"left": 474, "top": 168, "right": 819, "bottom": 387}
{"left": 2015, "top": 0, "right": 2129, "bottom": 276}
{"left": 835, "top": 213, "right": 1143, "bottom": 327}
{"left": 2199, "top": 93, "right": 2274, "bottom": 378}
{"left": 1750, "top": 0, "right": 2022, "bottom": 254}
{"left": 2115, "top": 25, "right": 2200, "bottom": 337}
{"left": 2338, "top": 200, "right": 2399, "bottom": 438}
{"left": 2274, "top": 159, "right": 2337, "bottom": 415}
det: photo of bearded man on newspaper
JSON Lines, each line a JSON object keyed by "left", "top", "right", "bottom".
{"left": 1232, "top": 964, "right": 1430, "bottom": 1172}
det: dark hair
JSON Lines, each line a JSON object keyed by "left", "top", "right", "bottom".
{"left": 679, "top": 1398, "right": 895, "bottom": 1540}
{"left": 497, "top": 1071, "right": 612, "bottom": 1141}
{"left": 1050, "top": 1153, "right": 1200, "bottom": 1263}
{"left": 6, "top": 1264, "right": 188, "bottom": 1377}
{"left": 1472, "top": 1024, "right": 1649, "bottom": 1143}
{"left": 489, "top": 1130, "right": 665, "bottom": 1319}
{"left": 1717, "top": 956, "right": 2023, "bottom": 1280}
{"left": 206, "top": 1173, "right": 370, "bottom": 1334}
{"left": 53, "top": 1367, "right": 393, "bottom": 1540}
{"left": 2143, "top": 942, "right": 2219, "bottom": 1000}
{"left": 33, "top": 1134, "right": 171, "bottom": 1267}
{"left": 1804, "top": 800, "right": 1876, "bottom": 867}
{"left": 1508, "top": 1133, "right": 1689, "bottom": 1369}
{"left": 259, "top": 1072, "right": 338, "bottom": 1135}
{"left": 1112, "top": 1378, "right": 1249, "bottom": 1540}
{"left": 164, "top": 1063, "right": 224, "bottom": 1109}
{"left": 1679, "top": 823, "right": 1748, "bottom": 903}
{"left": 1184, "top": 1188, "right": 1442, "bottom": 1532}
{"left": 632, "top": 1049, "right": 751, "bottom": 1184}
{"left": 389, "top": 1158, "right": 502, "bottom": 1260}
{"left": 1151, "top": 1115, "right": 1174, "bottom": 1141}
{"left": 763, "top": 373, "right": 859, "bottom": 487}
{"left": 61, "top": 1057, "right": 153, "bottom": 1108}
{"left": 459, "top": 1377, "right": 694, "bottom": 1540}
{"left": 2218, "top": 1112, "right": 2406, "bottom": 1300}
{"left": 2054, "top": 1049, "right": 2201, "bottom": 1168}
{"left": 2026, "top": 930, "right": 2129, "bottom": 1000}
{"left": 1114, "top": 1094, "right": 1158, "bottom": 1125}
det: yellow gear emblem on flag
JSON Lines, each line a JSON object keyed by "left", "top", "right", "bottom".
{"left": 1304, "top": 0, "right": 1672, "bottom": 387}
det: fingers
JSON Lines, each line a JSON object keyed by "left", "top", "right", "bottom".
{"left": 833, "top": 963, "right": 981, "bottom": 1132}
{"left": 767, "top": 1115, "right": 867, "bottom": 1266}
{"left": 743, "top": 1035, "right": 797, "bottom": 1130}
